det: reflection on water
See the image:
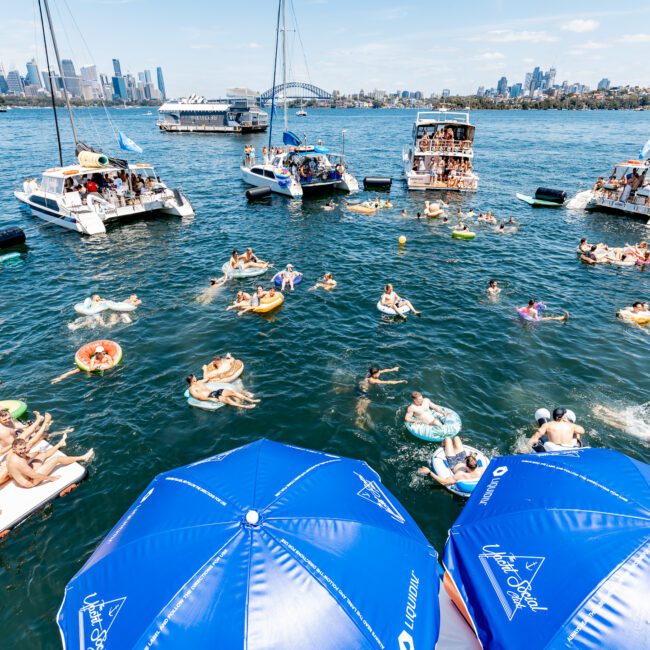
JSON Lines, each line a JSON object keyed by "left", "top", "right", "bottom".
{"left": 0, "top": 108, "right": 649, "bottom": 645}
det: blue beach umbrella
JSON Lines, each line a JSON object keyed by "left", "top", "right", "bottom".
{"left": 442, "top": 449, "right": 650, "bottom": 650}
{"left": 57, "top": 439, "right": 440, "bottom": 649}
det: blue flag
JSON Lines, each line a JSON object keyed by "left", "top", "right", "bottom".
{"left": 640, "top": 137, "right": 650, "bottom": 160}
{"left": 118, "top": 131, "right": 143, "bottom": 153}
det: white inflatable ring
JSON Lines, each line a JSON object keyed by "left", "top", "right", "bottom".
{"left": 222, "top": 262, "right": 268, "bottom": 278}
{"left": 431, "top": 445, "right": 489, "bottom": 497}
{"left": 377, "top": 300, "right": 410, "bottom": 316}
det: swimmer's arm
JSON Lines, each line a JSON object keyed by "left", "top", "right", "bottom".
{"left": 404, "top": 406, "right": 416, "bottom": 423}
{"left": 377, "top": 367, "right": 399, "bottom": 375}
{"left": 374, "top": 379, "right": 407, "bottom": 385}
{"left": 573, "top": 424, "right": 585, "bottom": 436}
{"left": 429, "top": 403, "right": 446, "bottom": 415}
{"left": 418, "top": 467, "right": 455, "bottom": 486}
{"left": 528, "top": 423, "right": 547, "bottom": 445}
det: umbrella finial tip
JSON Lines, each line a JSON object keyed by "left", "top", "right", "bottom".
{"left": 245, "top": 510, "right": 260, "bottom": 526}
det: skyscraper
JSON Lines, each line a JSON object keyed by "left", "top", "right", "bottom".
{"left": 156, "top": 67, "right": 166, "bottom": 100}
{"left": 112, "top": 58, "right": 122, "bottom": 77}
{"left": 0, "top": 64, "right": 8, "bottom": 94}
{"left": 61, "top": 59, "right": 82, "bottom": 97}
{"left": 112, "top": 75, "right": 128, "bottom": 101}
{"left": 441, "top": 88, "right": 450, "bottom": 98}
{"left": 497, "top": 76, "right": 508, "bottom": 96}
{"left": 509, "top": 83, "right": 523, "bottom": 98}
{"left": 144, "top": 69, "right": 152, "bottom": 84}
{"left": 597, "top": 78, "right": 611, "bottom": 91}
{"left": 6, "top": 70, "right": 25, "bottom": 95}
{"left": 26, "top": 59, "right": 42, "bottom": 88}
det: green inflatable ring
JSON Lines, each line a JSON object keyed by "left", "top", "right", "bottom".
{"left": 451, "top": 231, "right": 476, "bottom": 240}
{"left": 0, "top": 400, "right": 28, "bottom": 419}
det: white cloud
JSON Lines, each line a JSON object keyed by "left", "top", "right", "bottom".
{"left": 189, "top": 44, "right": 213, "bottom": 50}
{"left": 618, "top": 33, "right": 650, "bottom": 42}
{"left": 248, "top": 42, "right": 262, "bottom": 49}
{"left": 562, "top": 19, "right": 599, "bottom": 33}
{"left": 470, "top": 29, "right": 558, "bottom": 43}
{"left": 478, "top": 51, "right": 505, "bottom": 60}
{"left": 580, "top": 40, "right": 608, "bottom": 49}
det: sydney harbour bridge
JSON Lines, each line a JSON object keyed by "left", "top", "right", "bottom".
{"left": 258, "top": 81, "right": 332, "bottom": 104}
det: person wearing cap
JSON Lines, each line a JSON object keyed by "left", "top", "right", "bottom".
{"left": 528, "top": 407, "right": 585, "bottom": 452}
{"left": 89, "top": 345, "right": 114, "bottom": 371}
{"left": 274, "top": 264, "right": 302, "bottom": 291}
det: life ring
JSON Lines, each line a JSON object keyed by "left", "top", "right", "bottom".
{"left": 335, "top": 164, "right": 345, "bottom": 175}
{"left": 406, "top": 408, "right": 462, "bottom": 442}
{"left": 377, "top": 300, "right": 410, "bottom": 316}
{"left": 221, "top": 262, "right": 268, "bottom": 278}
{"left": 75, "top": 340, "right": 122, "bottom": 372}
{"left": 451, "top": 231, "right": 476, "bottom": 240}
{"left": 253, "top": 292, "right": 284, "bottom": 313}
{"left": 431, "top": 445, "right": 490, "bottom": 497}
{"left": 273, "top": 272, "right": 303, "bottom": 287}
{"left": 204, "top": 359, "right": 244, "bottom": 383}
{"left": 617, "top": 309, "right": 650, "bottom": 325}
{"left": 300, "top": 165, "right": 310, "bottom": 179}
{"left": 0, "top": 400, "right": 28, "bottom": 419}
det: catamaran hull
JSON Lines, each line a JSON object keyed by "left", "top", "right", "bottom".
{"left": 240, "top": 168, "right": 358, "bottom": 199}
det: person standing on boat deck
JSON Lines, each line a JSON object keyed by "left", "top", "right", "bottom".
{"left": 250, "top": 145, "right": 256, "bottom": 165}
{"left": 22, "top": 178, "right": 32, "bottom": 194}
{"left": 262, "top": 146, "right": 269, "bottom": 164}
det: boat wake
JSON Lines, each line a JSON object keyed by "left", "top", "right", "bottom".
{"left": 566, "top": 190, "right": 593, "bottom": 210}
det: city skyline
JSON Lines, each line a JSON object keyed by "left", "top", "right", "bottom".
{"left": 1, "top": 0, "right": 649, "bottom": 98}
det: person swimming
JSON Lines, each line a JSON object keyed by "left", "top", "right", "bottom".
{"left": 487, "top": 279, "right": 501, "bottom": 296}
{"left": 310, "top": 272, "right": 337, "bottom": 291}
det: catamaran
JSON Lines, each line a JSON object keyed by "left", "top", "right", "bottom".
{"left": 240, "top": 0, "right": 358, "bottom": 198}
{"left": 403, "top": 110, "right": 478, "bottom": 191}
{"left": 14, "top": 0, "right": 193, "bottom": 236}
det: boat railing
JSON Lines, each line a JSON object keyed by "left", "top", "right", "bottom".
{"left": 416, "top": 140, "right": 473, "bottom": 155}
{"left": 416, "top": 111, "right": 469, "bottom": 124}
{"left": 594, "top": 183, "right": 650, "bottom": 207}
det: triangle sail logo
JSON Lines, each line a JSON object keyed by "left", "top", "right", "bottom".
{"left": 354, "top": 472, "right": 405, "bottom": 524}
{"left": 78, "top": 593, "right": 127, "bottom": 648}
{"left": 478, "top": 545, "right": 548, "bottom": 621}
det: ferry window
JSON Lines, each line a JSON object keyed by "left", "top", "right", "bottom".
{"left": 263, "top": 170, "right": 275, "bottom": 179}
{"left": 42, "top": 176, "right": 63, "bottom": 194}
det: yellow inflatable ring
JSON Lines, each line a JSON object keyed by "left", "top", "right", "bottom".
{"left": 253, "top": 292, "right": 285, "bottom": 313}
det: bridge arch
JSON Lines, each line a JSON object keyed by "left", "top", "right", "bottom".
{"left": 259, "top": 82, "right": 332, "bottom": 102}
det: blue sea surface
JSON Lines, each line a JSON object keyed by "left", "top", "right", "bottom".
{"left": 0, "top": 107, "right": 649, "bottom": 646}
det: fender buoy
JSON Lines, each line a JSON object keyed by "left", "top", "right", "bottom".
{"left": 59, "top": 484, "right": 78, "bottom": 497}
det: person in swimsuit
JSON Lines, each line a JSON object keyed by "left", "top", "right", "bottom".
{"left": 202, "top": 354, "right": 238, "bottom": 381}
{"left": 226, "top": 290, "right": 252, "bottom": 311}
{"left": 89, "top": 345, "right": 114, "bottom": 371}
{"left": 0, "top": 410, "right": 50, "bottom": 450}
{"left": 487, "top": 279, "right": 501, "bottom": 296}
{"left": 186, "top": 375, "right": 259, "bottom": 409}
{"left": 418, "top": 436, "right": 484, "bottom": 485}
{"left": 242, "top": 248, "right": 271, "bottom": 269}
{"left": 310, "top": 273, "right": 337, "bottom": 291}
{"left": 4, "top": 436, "right": 93, "bottom": 489}
{"left": 405, "top": 392, "right": 446, "bottom": 426}
{"left": 357, "top": 366, "right": 406, "bottom": 396}
{"left": 381, "top": 283, "right": 421, "bottom": 316}
{"left": 528, "top": 407, "right": 585, "bottom": 451}
{"left": 234, "top": 286, "right": 267, "bottom": 316}
{"left": 520, "top": 299, "right": 569, "bottom": 322}
{"left": 275, "top": 264, "right": 302, "bottom": 291}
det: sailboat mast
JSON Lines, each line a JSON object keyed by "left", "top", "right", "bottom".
{"left": 281, "top": 0, "right": 288, "bottom": 133}
{"left": 267, "top": 0, "right": 282, "bottom": 150}
{"left": 37, "top": 0, "right": 63, "bottom": 166}
{"left": 42, "top": 0, "right": 79, "bottom": 147}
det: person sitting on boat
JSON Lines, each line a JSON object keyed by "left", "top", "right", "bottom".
{"left": 416, "top": 157, "right": 426, "bottom": 173}
{"left": 381, "top": 283, "right": 421, "bottom": 316}
{"left": 445, "top": 127, "right": 454, "bottom": 150}
{"left": 528, "top": 407, "right": 585, "bottom": 451}
{"left": 186, "top": 375, "right": 259, "bottom": 409}
{"left": 310, "top": 272, "right": 337, "bottom": 291}
{"left": 419, "top": 133, "right": 430, "bottom": 152}
{"left": 405, "top": 392, "right": 446, "bottom": 426}
{"left": 418, "top": 436, "right": 484, "bottom": 486}
{"left": 275, "top": 264, "right": 301, "bottom": 291}
{"left": 226, "top": 290, "right": 252, "bottom": 311}
{"left": 89, "top": 345, "right": 114, "bottom": 371}
{"left": 3, "top": 436, "right": 93, "bottom": 489}
{"left": 202, "top": 353, "right": 236, "bottom": 381}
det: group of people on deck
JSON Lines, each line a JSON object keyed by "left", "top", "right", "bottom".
{"left": 0, "top": 410, "right": 93, "bottom": 490}
{"left": 62, "top": 171, "right": 161, "bottom": 207}
{"left": 593, "top": 166, "right": 649, "bottom": 204}
{"left": 413, "top": 155, "right": 475, "bottom": 189}
{"left": 418, "top": 126, "right": 472, "bottom": 154}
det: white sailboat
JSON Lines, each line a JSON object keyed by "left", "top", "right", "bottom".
{"left": 240, "top": 0, "right": 357, "bottom": 198}
{"left": 14, "top": 0, "right": 193, "bottom": 235}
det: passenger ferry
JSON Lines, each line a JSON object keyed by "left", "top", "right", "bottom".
{"left": 15, "top": 155, "right": 193, "bottom": 235}
{"left": 582, "top": 159, "right": 650, "bottom": 220}
{"left": 403, "top": 111, "right": 478, "bottom": 191}
{"left": 158, "top": 95, "right": 268, "bottom": 133}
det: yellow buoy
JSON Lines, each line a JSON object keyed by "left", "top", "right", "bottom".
{"left": 398, "top": 235, "right": 407, "bottom": 245}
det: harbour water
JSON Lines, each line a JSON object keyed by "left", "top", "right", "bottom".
{"left": 0, "top": 108, "right": 649, "bottom": 646}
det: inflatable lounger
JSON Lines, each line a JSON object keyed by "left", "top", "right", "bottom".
{"left": 0, "top": 441, "right": 86, "bottom": 536}
{"left": 222, "top": 263, "right": 268, "bottom": 279}
{"left": 184, "top": 380, "right": 244, "bottom": 411}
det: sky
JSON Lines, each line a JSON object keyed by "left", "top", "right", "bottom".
{"left": 2, "top": 0, "right": 650, "bottom": 98}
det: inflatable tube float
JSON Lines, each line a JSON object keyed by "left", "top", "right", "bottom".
{"left": 221, "top": 262, "right": 268, "bottom": 279}
{"left": 103, "top": 300, "right": 138, "bottom": 313}
{"left": 0, "top": 252, "right": 21, "bottom": 264}
{"left": 516, "top": 302, "right": 547, "bottom": 322}
{"left": 426, "top": 209, "right": 444, "bottom": 218}
{"left": 74, "top": 298, "right": 137, "bottom": 316}
{"left": 347, "top": 204, "right": 377, "bottom": 215}
{"left": 451, "top": 231, "right": 476, "bottom": 240}
{"left": 184, "top": 381, "right": 242, "bottom": 411}
{"left": 253, "top": 292, "right": 284, "bottom": 313}
{"left": 204, "top": 359, "right": 244, "bottom": 383}
{"left": 0, "top": 440, "right": 87, "bottom": 536}
{"left": 0, "top": 400, "right": 27, "bottom": 419}
{"left": 273, "top": 272, "right": 302, "bottom": 287}
{"left": 379, "top": 200, "right": 393, "bottom": 209}
{"left": 74, "top": 340, "right": 123, "bottom": 372}
{"left": 618, "top": 309, "right": 650, "bottom": 326}
{"left": 431, "top": 445, "right": 490, "bottom": 497}
{"left": 608, "top": 258, "right": 636, "bottom": 267}
{"left": 406, "top": 409, "right": 462, "bottom": 442}
{"left": 377, "top": 300, "right": 410, "bottom": 316}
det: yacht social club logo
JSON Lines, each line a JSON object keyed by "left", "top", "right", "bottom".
{"left": 354, "top": 472, "right": 405, "bottom": 523}
{"left": 478, "top": 544, "right": 548, "bottom": 620}
{"left": 79, "top": 593, "right": 126, "bottom": 649}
